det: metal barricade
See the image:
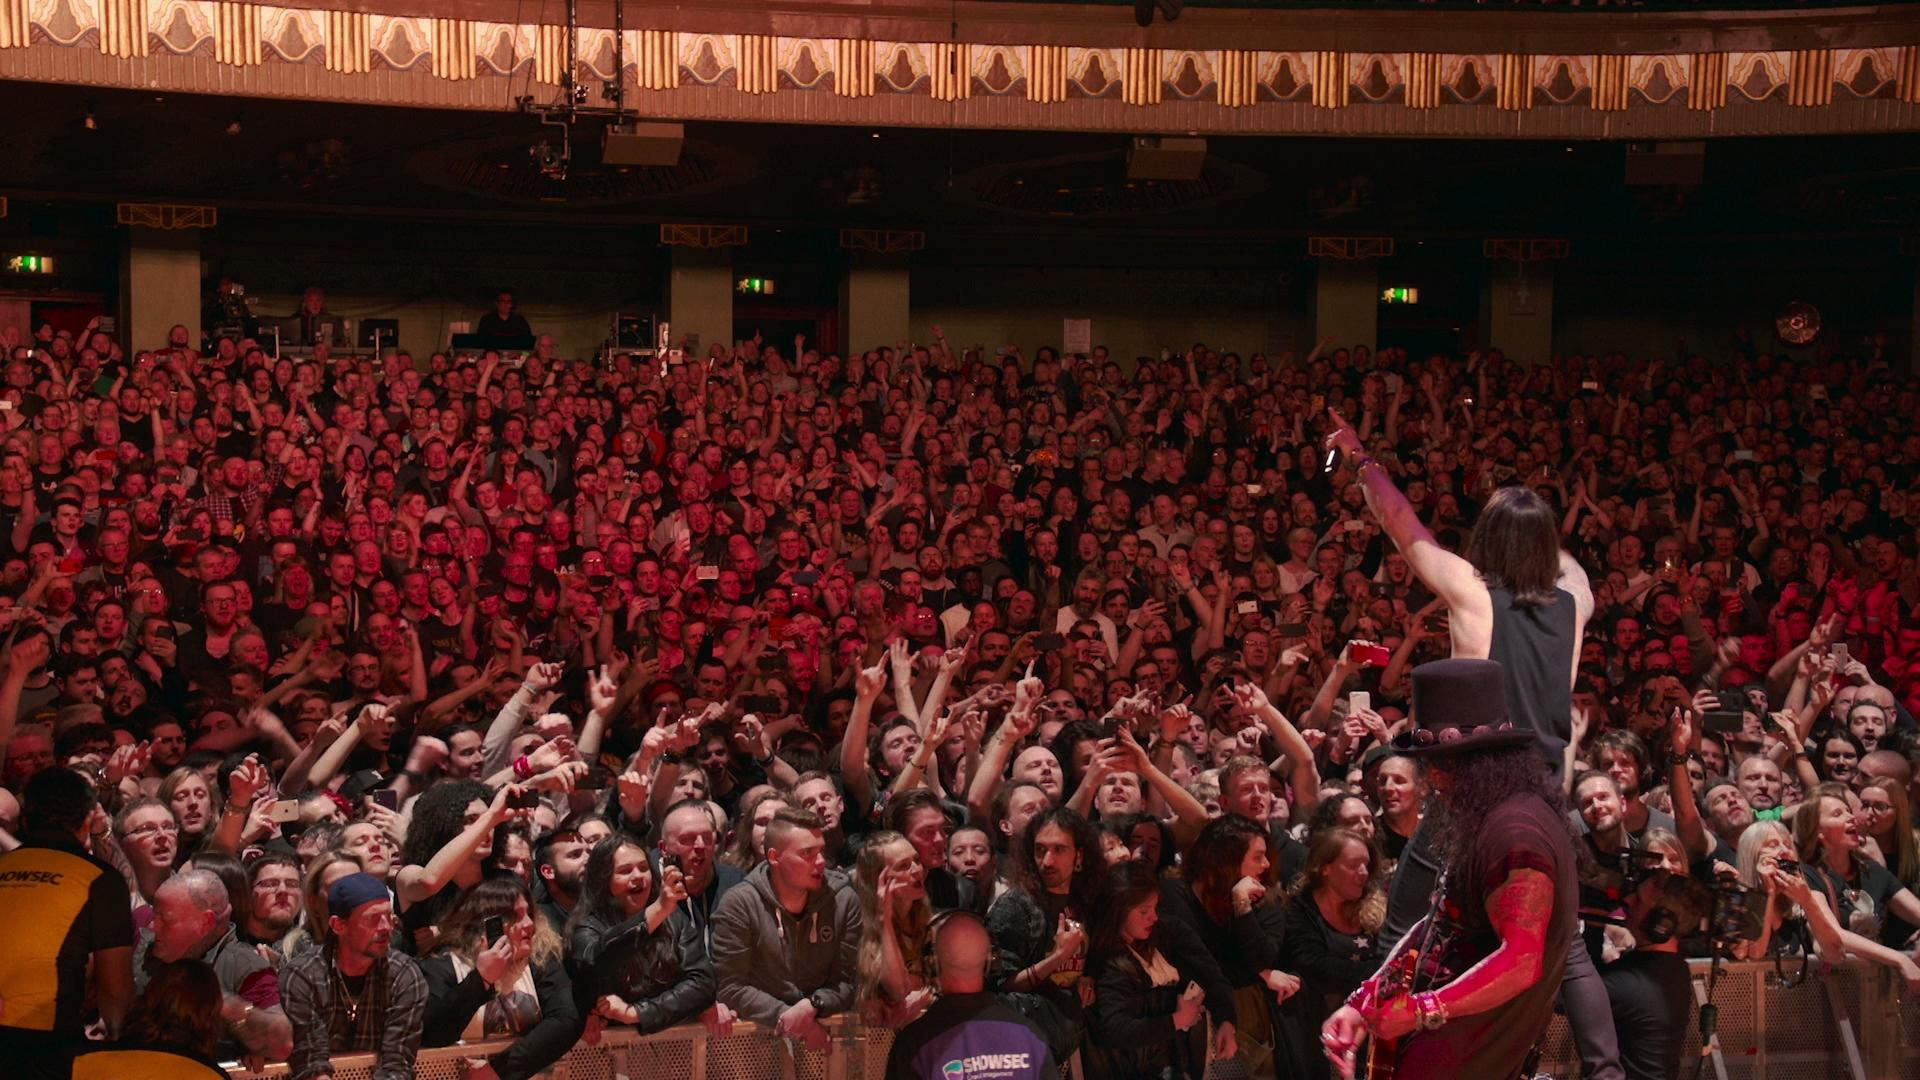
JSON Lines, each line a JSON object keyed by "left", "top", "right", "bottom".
{"left": 223, "top": 959, "right": 1920, "bottom": 1080}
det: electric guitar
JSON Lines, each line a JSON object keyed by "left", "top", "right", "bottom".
{"left": 1357, "top": 948, "right": 1421, "bottom": 1080}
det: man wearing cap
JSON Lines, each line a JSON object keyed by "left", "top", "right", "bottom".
{"left": 1320, "top": 659, "right": 1579, "bottom": 1080}
{"left": 281, "top": 872, "right": 427, "bottom": 1080}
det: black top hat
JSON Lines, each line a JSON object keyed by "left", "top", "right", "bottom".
{"left": 1393, "top": 658, "right": 1535, "bottom": 756}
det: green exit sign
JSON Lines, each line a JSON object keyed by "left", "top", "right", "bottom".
{"left": 736, "top": 277, "right": 775, "bottom": 296}
{"left": 6, "top": 254, "right": 54, "bottom": 274}
{"left": 1380, "top": 286, "right": 1418, "bottom": 304}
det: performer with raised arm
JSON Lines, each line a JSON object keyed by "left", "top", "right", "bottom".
{"left": 1324, "top": 412, "right": 1620, "bottom": 1080}
{"left": 1320, "top": 660, "right": 1577, "bottom": 1080}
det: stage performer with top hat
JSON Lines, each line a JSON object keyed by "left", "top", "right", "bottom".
{"left": 1319, "top": 659, "right": 1578, "bottom": 1080}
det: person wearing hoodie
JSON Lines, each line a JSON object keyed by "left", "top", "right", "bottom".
{"left": 712, "top": 806, "right": 861, "bottom": 1052}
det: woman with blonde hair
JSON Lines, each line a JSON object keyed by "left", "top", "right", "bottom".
{"left": 418, "top": 874, "right": 579, "bottom": 1079}
{"left": 1734, "top": 819, "right": 1920, "bottom": 985}
{"left": 854, "top": 830, "right": 933, "bottom": 1026}
{"left": 158, "top": 765, "right": 221, "bottom": 860}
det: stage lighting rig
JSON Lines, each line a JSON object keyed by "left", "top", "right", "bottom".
{"left": 515, "top": 0, "right": 679, "bottom": 178}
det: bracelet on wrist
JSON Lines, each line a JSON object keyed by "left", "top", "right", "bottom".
{"left": 512, "top": 755, "right": 533, "bottom": 780}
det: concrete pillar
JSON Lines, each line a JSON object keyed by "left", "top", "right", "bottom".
{"left": 1484, "top": 263, "right": 1555, "bottom": 365}
{"left": 841, "top": 254, "right": 910, "bottom": 355}
{"left": 119, "top": 226, "right": 201, "bottom": 353}
{"left": 666, "top": 246, "right": 733, "bottom": 357}
{"left": 1313, "top": 261, "right": 1377, "bottom": 353}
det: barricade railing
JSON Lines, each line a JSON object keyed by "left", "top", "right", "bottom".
{"left": 224, "top": 958, "right": 1920, "bottom": 1080}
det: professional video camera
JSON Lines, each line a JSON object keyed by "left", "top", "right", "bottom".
{"left": 1708, "top": 874, "right": 1768, "bottom": 948}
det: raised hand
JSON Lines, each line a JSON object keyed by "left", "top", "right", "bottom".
{"left": 524, "top": 661, "right": 564, "bottom": 692}
{"left": 587, "top": 666, "right": 619, "bottom": 715}
{"left": 1228, "top": 680, "right": 1272, "bottom": 716}
{"left": 854, "top": 663, "right": 887, "bottom": 701}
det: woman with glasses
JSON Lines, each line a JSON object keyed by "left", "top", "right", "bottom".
{"left": 1858, "top": 777, "right": 1920, "bottom": 945}
{"left": 1792, "top": 783, "right": 1920, "bottom": 951}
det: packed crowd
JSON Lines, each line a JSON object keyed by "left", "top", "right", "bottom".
{"left": 0, "top": 302, "right": 1915, "bottom": 1080}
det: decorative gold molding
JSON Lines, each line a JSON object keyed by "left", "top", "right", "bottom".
{"left": 326, "top": 10, "right": 369, "bottom": 73}
{"left": 1690, "top": 52, "right": 1728, "bottom": 109}
{"left": 0, "top": 0, "right": 1916, "bottom": 139}
{"left": 1029, "top": 45, "right": 1067, "bottom": 104}
{"left": 116, "top": 203, "right": 218, "bottom": 229}
{"left": 1218, "top": 50, "right": 1256, "bottom": 109}
{"left": 1789, "top": 48, "right": 1835, "bottom": 106}
{"left": 661, "top": 224, "right": 748, "bottom": 248}
{"left": 0, "top": 0, "right": 25, "bottom": 49}
{"left": 738, "top": 33, "right": 777, "bottom": 95}
{"left": 836, "top": 37, "right": 873, "bottom": 97}
{"left": 1498, "top": 53, "right": 1532, "bottom": 111}
{"left": 1312, "top": 51, "right": 1346, "bottom": 109}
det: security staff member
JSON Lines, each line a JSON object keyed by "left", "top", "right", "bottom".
{"left": 0, "top": 767, "right": 135, "bottom": 1061}
{"left": 887, "top": 910, "right": 1057, "bottom": 1080}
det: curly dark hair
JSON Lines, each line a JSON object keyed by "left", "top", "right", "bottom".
{"left": 1015, "top": 805, "right": 1102, "bottom": 910}
{"left": 400, "top": 778, "right": 492, "bottom": 868}
{"left": 1424, "top": 746, "right": 1577, "bottom": 881}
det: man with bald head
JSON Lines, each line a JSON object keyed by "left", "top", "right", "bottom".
{"left": 1858, "top": 749, "right": 1912, "bottom": 790}
{"left": 140, "top": 868, "right": 293, "bottom": 1061}
{"left": 885, "top": 911, "right": 1057, "bottom": 1080}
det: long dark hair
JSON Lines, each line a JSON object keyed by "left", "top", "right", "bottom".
{"left": 567, "top": 832, "right": 654, "bottom": 935}
{"left": 401, "top": 779, "right": 492, "bottom": 867}
{"left": 1016, "top": 806, "right": 1101, "bottom": 910}
{"left": 122, "top": 959, "right": 225, "bottom": 1058}
{"left": 1426, "top": 745, "right": 1576, "bottom": 882}
{"left": 1089, "top": 860, "right": 1163, "bottom": 961}
{"left": 1461, "top": 487, "right": 1561, "bottom": 606}
{"left": 1184, "top": 815, "right": 1274, "bottom": 926}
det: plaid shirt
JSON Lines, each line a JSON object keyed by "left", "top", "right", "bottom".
{"left": 281, "top": 944, "right": 427, "bottom": 1080}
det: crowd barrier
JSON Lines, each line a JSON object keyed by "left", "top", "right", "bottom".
{"left": 223, "top": 959, "right": 1919, "bottom": 1080}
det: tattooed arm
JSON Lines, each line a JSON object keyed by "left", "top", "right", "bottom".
{"left": 1418, "top": 868, "right": 1556, "bottom": 1019}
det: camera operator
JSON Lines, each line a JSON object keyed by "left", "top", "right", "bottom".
{"left": 1599, "top": 868, "right": 1711, "bottom": 1080}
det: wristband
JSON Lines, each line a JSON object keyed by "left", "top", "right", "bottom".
{"left": 1413, "top": 991, "right": 1448, "bottom": 1030}
{"left": 513, "top": 755, "right": 533, "bottom": 780}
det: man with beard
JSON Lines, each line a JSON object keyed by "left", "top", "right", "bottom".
{"left": 1372, "top": 753, "right": 1424, "bottom": 862}
{"left": 281, "top": 873, "right": 427, "bottom": 1080}
{"left": 533, "top": 824, "right": 591, "bottom": 931}
{"left": 986, "top": 806, "right": 1099, "bottom": 1063}
{"left": 1321, "top": 660, "right": 1578, "bottom": 1080}
{"left": 242, "top": 854, "right": 304, "bottom": 951}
